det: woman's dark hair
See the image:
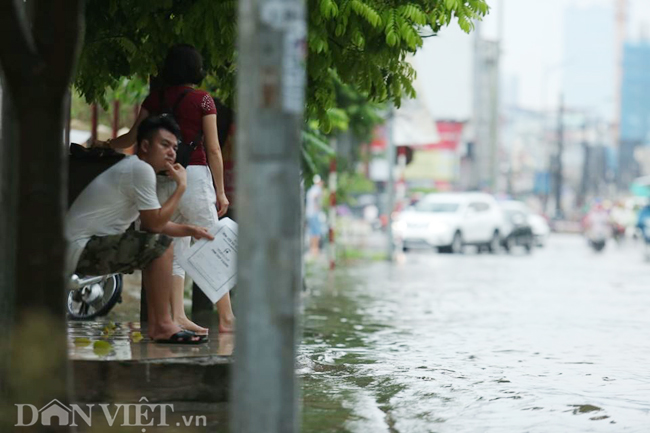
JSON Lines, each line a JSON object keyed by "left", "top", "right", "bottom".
{"left": 137, "top": 115, "right": 182, "bottom": 144}
{"left": 162, "top": 44, "right": 206, "bottom": 86}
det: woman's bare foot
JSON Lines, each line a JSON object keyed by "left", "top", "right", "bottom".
{"left": 216, "top": 333, "right": 235, "bottom": 356}
{"left": 148, "top": 322, "right": 188, "bottom": 341}
{"left": 218, "top": 315, "right": 235, "bottom": 334}
{"left": 175, "top": 317, "right": 210, "bottom": 336}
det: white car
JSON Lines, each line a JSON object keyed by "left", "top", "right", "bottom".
{"left": 393, "top": 193, "right": 504, "bottom": 253}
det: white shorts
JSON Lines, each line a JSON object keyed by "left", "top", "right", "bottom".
{"left": 157, "top": 165, "right": 219, "bottom": 277}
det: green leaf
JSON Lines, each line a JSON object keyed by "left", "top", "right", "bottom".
{"left": 74, "top": 337, "right": 91, "bottom": 347}
{"left": 303, "top": 131, "right": 336, "bottom": 156}
{"left": 93, "top": 340, "right": 113, "bottom": 356}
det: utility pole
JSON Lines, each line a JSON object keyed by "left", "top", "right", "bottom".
{"left": 578, "top": 121, "right": 589, "bottom": 208}
{"left": 555, "top": 95, "right": 564, "bottom": 218}
{"left": 489, "top": 0, "right": 503, "bottom": 193}
{"left": 233, "top": 0, "right": 306, "bottom": 432}
{"left": 488, "top": 43, "right": 500, "bottom": 193}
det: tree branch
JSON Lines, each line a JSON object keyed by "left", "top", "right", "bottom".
{"left": 0, "top": 0, "right": 41, "bottom": 86}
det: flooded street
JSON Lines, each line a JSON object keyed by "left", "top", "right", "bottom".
{"left": 300, "top": 234, "right": 650, "bottom": 432}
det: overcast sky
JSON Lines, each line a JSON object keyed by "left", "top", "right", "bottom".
{"left": 414, "top": 0, "right": 650, "bottom": 119}
{"left": 487, "top": 0, "right": 650, "bottom": 109}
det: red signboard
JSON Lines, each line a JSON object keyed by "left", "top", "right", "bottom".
{"left": 424, "top": 121, "right": 464, "bottom": 151}
{"left": 370, "top": 125, "right": 387, "bottom": 151}
{"left": 369, "top": 121, "right": 464, "bottom": 151}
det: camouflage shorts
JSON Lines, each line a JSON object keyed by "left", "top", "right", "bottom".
{"left": 75, "top": 230, "right": 172, "bottom": 276}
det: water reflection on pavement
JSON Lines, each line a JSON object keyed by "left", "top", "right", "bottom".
{"left": 300, "top": 234, "right": 650, "bottom": 432}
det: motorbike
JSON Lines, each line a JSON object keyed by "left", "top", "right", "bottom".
{"left": 586, "top": 225, "right": 608, "bottom": 252}
{"left": 584, "top": 209, "right": 610, "bottom": 253}
{"left": 67, "top": 273, "right": 123, "bottom": 320}
{"left": 588, "top": 234, "right": 606, "bottom": 252}
{"left": 611, "top": 222, "right": 627, "bottom": 244}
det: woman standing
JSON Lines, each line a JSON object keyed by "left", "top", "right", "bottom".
{"left": 101, "top": 44, "right": 234, "bottom": 335}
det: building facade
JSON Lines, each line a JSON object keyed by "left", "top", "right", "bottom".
{"left": 619, "top": 41, "right": 650, "bottom": 188}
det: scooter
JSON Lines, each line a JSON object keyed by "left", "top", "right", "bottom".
{"left": 588, "top": 235, "right": 606, "bottom": 252}
{"left": 587, "top": 226, "right": 608, "bottom": 252}
{"left": 67, "top": 273, "right": 123, "bottom": 320}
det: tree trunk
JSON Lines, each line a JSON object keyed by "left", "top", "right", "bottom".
{"left": 0, "top": 1, "right": 84, "bottom": 430}
{"left": 14, "top": 93, "right": 68, "bottom": 317}
{"left": 0, "top": 77, "right": 18, "bottom": 406}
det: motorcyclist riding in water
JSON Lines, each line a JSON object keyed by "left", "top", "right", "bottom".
{"left": 584, "top": 202, "right": 611, "bottom": 252}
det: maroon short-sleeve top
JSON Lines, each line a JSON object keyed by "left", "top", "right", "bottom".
{"left": 142, "top": 85, "right": 216, "bottom": 166}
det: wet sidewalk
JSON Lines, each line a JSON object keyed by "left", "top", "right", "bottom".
{"left": 68, "top": 319, "right": 232, "bottom": 404}
{"left": 67, "top": 270, "right": 234, "bottom": 406}
{"left": 68, "top": 320, "right": 234, "bottom": 362}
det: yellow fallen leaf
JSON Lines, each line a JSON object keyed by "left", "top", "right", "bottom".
{"left": 74, "top": 337, "right": 91, "bottom": 347}
{"left": 131, "top": 332, "right": 143, "bottom": 343}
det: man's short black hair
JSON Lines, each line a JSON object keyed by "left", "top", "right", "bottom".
{"left": 137, "top": 115, "right": 182, "bottom": 145}
{"left": 162, "top": 44, "right": 205, "bottom": 86}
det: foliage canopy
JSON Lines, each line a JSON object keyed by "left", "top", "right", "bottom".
{"left": 77, "top": 0, "right": 489, "bottom": 130}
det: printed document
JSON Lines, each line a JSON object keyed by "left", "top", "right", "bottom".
{"left": 178, "top": 217, "right": 238, "bottom": 303}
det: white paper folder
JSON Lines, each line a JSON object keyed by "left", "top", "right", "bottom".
{"left": 178, "top": 217, "right": 238, "bottom": 303}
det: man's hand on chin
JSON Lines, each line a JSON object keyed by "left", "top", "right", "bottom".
{"left": 166, "top": 162, "right": 187, "bottom": 190}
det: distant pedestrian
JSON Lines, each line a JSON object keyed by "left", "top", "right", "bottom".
{"left": 636, "top": 200, "right": 650, "bottom": 242}
{"left": 306, "top": 175, "right": 324, "bottom": 257}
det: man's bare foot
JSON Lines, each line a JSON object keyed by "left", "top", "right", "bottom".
{"left": 218, "top": 315, "right": 235, "bottom": 334}
{"left": 175, "top": 317, "right": 210, "bottom": 335}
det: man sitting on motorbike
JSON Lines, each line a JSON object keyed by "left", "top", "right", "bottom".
{"left": 65, "top": 115, "right": 212, "bottom": 344}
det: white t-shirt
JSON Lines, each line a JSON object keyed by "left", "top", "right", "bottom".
{"left": 305, "top": 184, "right": 323, "bottom": 217}
{"left": 65, "top": 156, "right": 161, "bottom": 275}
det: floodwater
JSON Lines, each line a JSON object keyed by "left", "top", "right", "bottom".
{"left": 299, "top": 234, "right": 650, "bottom": 432}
